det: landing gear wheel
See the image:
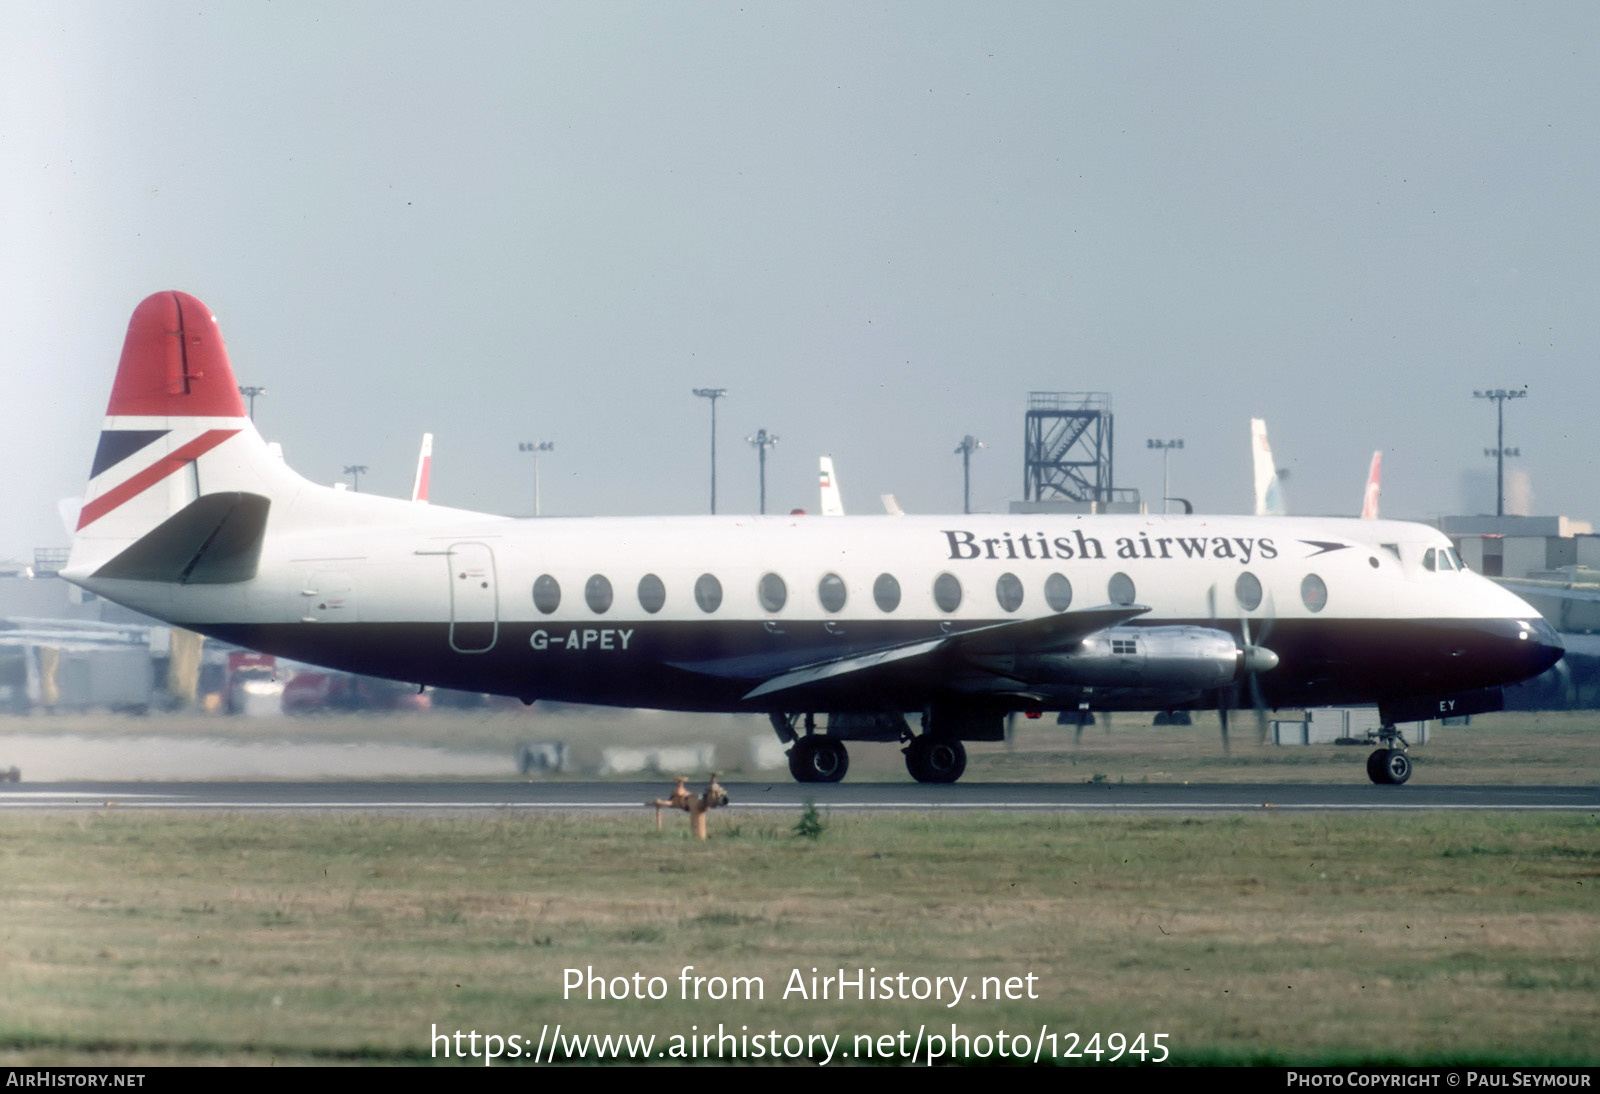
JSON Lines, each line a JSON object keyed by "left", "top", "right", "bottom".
{"left": 788, "top": 736, "right": 848, "bottom": 783}
{"left": 905, "top": 737, "right": 967, "bottom": 784}
{"left": 1367, "top": 748, "right": 1411, "bottom": 785}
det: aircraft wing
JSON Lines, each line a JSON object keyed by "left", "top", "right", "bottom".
{"left": 738, "top": 605, "right": 1150, "bottom": 700}
{"left": 1493, "top": 578, "right": 1600, "bottom": 603}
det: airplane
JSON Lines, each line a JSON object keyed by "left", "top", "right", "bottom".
{"left": 412, "top": 433, "right": 433, "bottom": 504}
{"left": 63, "top": 292, "right": 1563, "bottom": 786}
{"left": 1251, "top": 418, "right": 1287, "bottom": 517}
{"left": 818, "top": 457, "right": 844, "bottom": 517}
{"left": 1253, "top": 419, "right": 1384, "bottom": 521}
{"left": 818, "top": 456, "right": 903, "bottom": 517}
{"left": 1361, "top": 451, "right": 1382, "bottom": 520}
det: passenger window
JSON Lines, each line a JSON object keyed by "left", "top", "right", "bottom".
{"left": 873, "top": 573, "right": 901, "bottom": 613}
{"left": 1108, "top": 572, "right": 1136, "bottom": 606}
{"left": 1235, "top": 571, "right": 1262, "bottom": 611}
{"left": 585, "top": 574, "right": 613, "bottom": 614}
{"left": 995, "top": 572, "right": 1024, "bottom": 613}
{"left": 1301, "top": 573, "right": 1328, "bottom": 612}
{"left": 532, "top": 574, "right": 560, "bottom": 614}
{"left": 933, "top": 573, "right": 962, "bottom": 613}
{"left": 637, "top": 573, "right": 666, "bottom": 614}
{"left": 694, "top": 573, "right": 722, "bottom": 613}
{"left": 1044, "top": 573, "right": 1072, "bottom": 612}
{"left": 818, "top": 573, "right": 847, "bottom": 613}
{"left": 758, "top": 572, "right": 787, "bottom": 612}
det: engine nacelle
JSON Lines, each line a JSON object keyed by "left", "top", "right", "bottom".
{"left": 968, "top": 625, "right": 1244, "bottom": 692}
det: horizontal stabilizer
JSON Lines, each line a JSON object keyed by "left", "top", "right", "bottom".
{"left": 741, "top": 604, "right": 1149, "bottom": 700}
{"left": 92, "top": 492, "right": 270, "bottom": 585}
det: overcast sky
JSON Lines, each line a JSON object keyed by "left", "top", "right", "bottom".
{"left": 3, "top": 2, "right": 1597, "bottom": 560}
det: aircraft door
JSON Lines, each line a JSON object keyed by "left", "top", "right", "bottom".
{"left": 447, "top": 542, "right": 499, "bottom": 653}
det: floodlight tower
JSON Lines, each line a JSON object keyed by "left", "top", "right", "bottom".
{"left": 238, "top": 385, "right": 267, "bottom": 420}
{"left": 344, "top": 465, "right": 367, "bottom": 492}
{"left": 1473, "top": 388, "right": 1527, "bottom": 517}
{"left": 746, "top": 429, "right": 779, "bottom": 514}
{"left": 693, "top": 388, "right": 727, "bottom": 514}
{"left": 520, "top": 441, "right": 554, "bottom": 516}
{"left": 1146, "top": 438, "right": 1184, "bottom": 515}
{"left": 955, "top": 434, "right": 984, "bottom": 514}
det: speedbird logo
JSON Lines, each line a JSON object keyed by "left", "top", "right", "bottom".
{"left": 942, "top": 530, "right": 1280, "bottom": 565}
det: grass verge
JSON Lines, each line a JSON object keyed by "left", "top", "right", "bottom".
{"left": 0, "top": 810, "right": 1595, "bottom": 1065}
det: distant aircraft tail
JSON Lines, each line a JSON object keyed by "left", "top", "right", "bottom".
{"left": 1360, "top": 451, "right": 1382, "bottom": 520}
{"left": 412, "top": 433, "right": 433, "bottom": 503}
{"left": 1250, "top": 418, "right": 1286, "bottom": 516}
{"left": 819, "top": 456, "right": 844, "bottom": 516}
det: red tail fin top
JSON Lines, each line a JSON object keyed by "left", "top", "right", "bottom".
{"left": 107, "top": 292, "right": 246, "bottom": 418}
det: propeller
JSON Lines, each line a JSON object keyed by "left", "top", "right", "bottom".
{"left": 1239, "top": 605, "right": 1280, "bottom": 742}
{"left": 1210, "top": 584, "right": 1280, "bottom": 751}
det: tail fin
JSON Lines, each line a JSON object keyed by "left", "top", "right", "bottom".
{"left": 1360, "top": 451, "right": 1382, "bottom": 519}
{"left": 819, "top": 456, "right": 844, "bottom": 516}
{"left": 412, "top": 433, "right": 434, "bottom": 503}
{"left": 1250, "top": 418, "right": 1286, "bottom": 516}
{"left": 66, "top": 292, "right": 292, "bottom": 580}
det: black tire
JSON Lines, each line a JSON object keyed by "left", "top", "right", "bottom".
{"left": 1381, "top": 749, "right": 1411, "bottom": 786}
{"left": 905, "top": 736, "right": 967, "bottom": 784}
{"left": 1366, "top": 749, "right": 1388, "bottom": 784}
{"left": 788, "top": 737, "right": 848, "bottom": 783}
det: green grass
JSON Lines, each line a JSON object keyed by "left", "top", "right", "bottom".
{"left": 1, "top": 810, "right": 1596, "bottom": 1065}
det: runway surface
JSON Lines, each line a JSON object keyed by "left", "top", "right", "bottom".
{"left": 0, "top": 780, "right": 1595, "bottom": 812}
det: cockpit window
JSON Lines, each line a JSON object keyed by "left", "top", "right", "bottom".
{"left": 1422, "top": 548, "right": 1437, "bottom": 572}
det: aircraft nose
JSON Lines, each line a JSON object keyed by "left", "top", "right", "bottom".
{"left": 1522, "top": 618, "right": 1565, "bottom": 675}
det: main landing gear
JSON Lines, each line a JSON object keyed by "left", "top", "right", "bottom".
{"left": 903, "top": 736, "right": 966, "bottom": 784}
{"left": 1365, "top": 724, "right": 1412, "bottom": 786}
{"left": 788, "top": 734, "right": 849, "bottom": 783}
{"left": 769, "top": 712, "right": 969, "bottom": 784}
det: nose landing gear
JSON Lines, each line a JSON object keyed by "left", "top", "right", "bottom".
{"left": 1365, "top": 724, "right": 1412, "bottom": 785}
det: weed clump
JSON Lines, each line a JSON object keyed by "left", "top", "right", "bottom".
{"left": 792, "top": 799, "right": 825, "bottom": 840}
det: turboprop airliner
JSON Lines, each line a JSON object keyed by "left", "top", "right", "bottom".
{"left": 63, "top": 293, "right": 1563, "bottom": 785}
